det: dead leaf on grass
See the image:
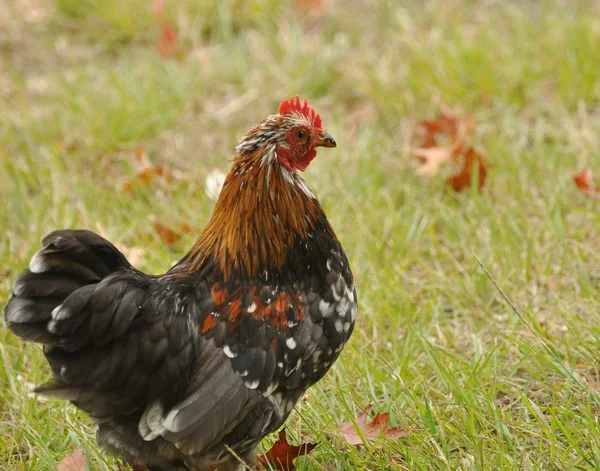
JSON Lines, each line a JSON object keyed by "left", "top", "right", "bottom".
{"left": 413, "top": 105, "right": 487, "bottom": 191}
{"left": 338, "top": 406, "right": 408, "bottom": 447}
{"left": 572, "top": 168, "right": 599, "bottom": 197}
{"left": 157, "top": 23, "right": 178, "bottom": 59}
{"left": 416, "top": 104, "right": 465, "bottom": 149}
{"left": 122, "top": 148, "right": 173, "bottom": 191}
{"left": 446, "top": 146, "right": 487, "bottom": 192}
{"left": 151, "top": 0, "right": 179, "bottom": 59}
{"left": 257, "top": 429, "right": 317, "bottom": 471}
{"left": 149, "top": 215, "right": 192, "bottom": 245}
{"left": 57, "top": 450, "right": 86, "bottom": 471}
{"left": 414, "top": 144, "right": 458, "bottom": 176}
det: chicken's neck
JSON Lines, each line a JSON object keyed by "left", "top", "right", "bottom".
{"left": 184, "top": 149, "right": 337, "bottom": 281}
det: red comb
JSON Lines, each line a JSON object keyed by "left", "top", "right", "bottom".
{"left": 278, "top": 95, "right": 323, "bottom": 129}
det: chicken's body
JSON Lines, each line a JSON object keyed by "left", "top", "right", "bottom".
{"left": 4, "top": 97, "right": 356, "bottom": 471}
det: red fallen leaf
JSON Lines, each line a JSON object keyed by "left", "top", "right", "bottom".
{"left": 339, "top": 406, "right": 408, "bottom": 447}
{"left": 417, "top": 105, "right": 462, "bottom": 149}
{"left": 57, "top": 450, "right": 86, "bottom": 471}
{"left": 149, "top": 215, "right": 192, "bottom": 245}
{"left": 258, "top": 429, "right": 317, "bottom": 471}
{"left": 414, "top": 106, "right": 473, "bottom": 176}
{"left": 446, "top": 145, "right": 487, "bottom": 192}
{"left": 414, "top": 106, "right": 487, "bottom": 192}
{"left": 151, "top": 0, "right": 178, "bottom": 59}
{"left": 122, "top": 148, "right": 173, "bottom": 191}
{"left": 157, "top": 22, "right": 178, "bottom": 59}
{"left": 573, "top": 168, "right": 599, "bottom": 196}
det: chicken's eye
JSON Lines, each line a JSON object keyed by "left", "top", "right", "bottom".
{"left": 294, "top": 129, "right": 309, "bottom": 143}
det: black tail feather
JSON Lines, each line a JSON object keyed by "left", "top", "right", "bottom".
{"left": 3, "top": 229, "right": 131, "bottom": 345}
{"left": 12, "top": 270, "right": 85, "bottom": 299}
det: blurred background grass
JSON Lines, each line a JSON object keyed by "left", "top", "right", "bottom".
{"left": 2, "top": 0, "right": 600, "bottom": 469}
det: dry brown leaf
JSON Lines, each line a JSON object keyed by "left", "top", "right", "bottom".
{"left": 414, "top": 106, "right": 487, "bottom": 191}
{"left": 339, "top": 406, "right": 408, "bottom": 447}
{"left": 446, "top": 146, "right": 487, "bottom": 192}
{"left": 122, "top": 148, "right": 173, "bottom": 191}
{"left": 416, "top": 106, "right": 462, "bottom": 148}
{"left": 57, "top": 450, "right": 86, "bottom": 471}
{"left": 416, "top": 104, "right": 472, "bottom": 149}
{"left": 157, "top": 23, "right": 178, "bottom": 59}
{"left": 151, "top": 0, "right": 179, "bottom": 59}
{"left": 149, "top": 215, "right": 192, "bottom": 245}
{"left": 257, "top": 429, "right": 317, "bottom": 471}
{"left": 414, "top": 145, "right": 456, "bottom": 176}
{"left": 414, "top": 105, "right": 473, "bottom": 176}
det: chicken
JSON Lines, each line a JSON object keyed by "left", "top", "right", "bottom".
{"left": 4, "top": 96, "right": 357, "bottom": 471}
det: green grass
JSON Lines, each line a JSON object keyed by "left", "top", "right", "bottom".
{"left": 2, "top": 0, "right": 600, "bottom": 469}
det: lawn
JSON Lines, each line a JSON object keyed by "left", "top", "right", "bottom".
{"left": 2, "top": 0, "right": 600, "bottom": 469}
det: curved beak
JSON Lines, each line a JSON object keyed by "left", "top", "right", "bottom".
{"left": 315, "top": 132, "right": 337, "bottom": 148}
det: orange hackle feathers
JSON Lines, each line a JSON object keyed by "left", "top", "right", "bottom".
{"left": 278, "top": 95, "right": 323, "bottom": 130}
{"left": 200, "top": 313, "right": 217, "bottom": 334}
{"left": 185, "top": 149, "right": 334, "bottom": 279}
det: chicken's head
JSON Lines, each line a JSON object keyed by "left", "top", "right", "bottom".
{"left": 275, "top": 96, "right": 336, "bottom": 172}
{"left": 235, "top": 95, "right": 336, "bottom": 172}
